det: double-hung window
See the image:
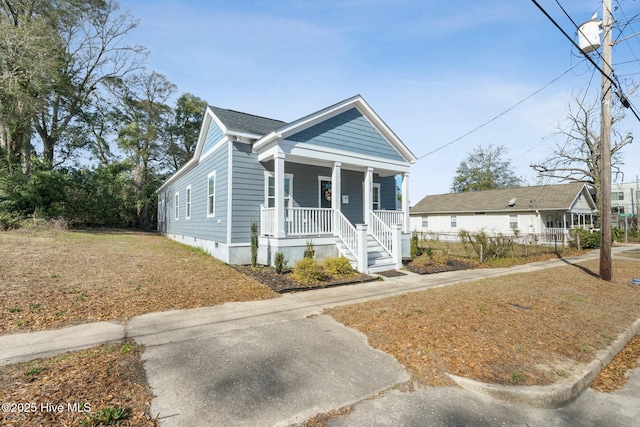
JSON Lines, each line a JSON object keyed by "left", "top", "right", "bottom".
{"left": 421, "top": 215, "right": 428, "bottom": 228}
{"left": 185, "top": 186, "right": 192, "bottom": 219}
{"left": 207, "top": 172, "right": 216, "bottom": 217}
{"left": 450, "top": 215, "right": 457, "bottom": 228}
{"left": 509, "top": 214, "right": 518, "bottom": 229}
{"left": 266, "top": 172, "right": 293, "bottom": 212}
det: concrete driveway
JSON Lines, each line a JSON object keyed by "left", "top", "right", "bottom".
{"left": 132, "top": 314, "right": 408, "bottom": 427}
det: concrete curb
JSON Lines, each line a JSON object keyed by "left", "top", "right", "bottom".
{"left": 449, "top": 318, "right": 640, "bottom": 408}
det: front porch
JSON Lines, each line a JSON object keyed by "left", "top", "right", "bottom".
{"left": 260, "top": 206, "right": 410, "bottom": 273}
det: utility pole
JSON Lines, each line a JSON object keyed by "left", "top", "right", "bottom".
{"left": 600, "top": 0, "right": 613, "bottom": 281}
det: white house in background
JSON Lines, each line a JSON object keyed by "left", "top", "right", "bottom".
{"left": 409, "top": 182, "right": 597, "bottom": 242}
{"left": 157, "top": 95, "right": 416, "bottom": 273}
{"left": 611, "top": 181, "right": 639, "bottom": 224}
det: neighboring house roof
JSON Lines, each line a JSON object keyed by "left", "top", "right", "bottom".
{"left": 209, "top": 107, "right": 285, "bottom": 136}
{"left": 411, "top": 182, "right": 596, "bottom": 214}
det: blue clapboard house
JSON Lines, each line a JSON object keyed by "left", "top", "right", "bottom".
{"left": 157, "top": 95, "right": 416, "bottom": 273}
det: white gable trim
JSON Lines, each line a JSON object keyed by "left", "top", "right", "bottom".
{"left": 253, "top": 95, "right": 416, "bottom": 164}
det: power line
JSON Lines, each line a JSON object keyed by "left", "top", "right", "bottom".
{"left": 415, "top": 63, "right": 584, "bottom": 160}
{"left": 532, "top": 0, "right": 640, "bottom": 123}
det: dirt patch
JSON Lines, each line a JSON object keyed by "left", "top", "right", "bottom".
{"left": 231, "top": 265, "right": 377, "bottom": 293}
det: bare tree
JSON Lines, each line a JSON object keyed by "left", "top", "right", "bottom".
{"left": 530, "top": 90, "right": 633, "bottom": 205}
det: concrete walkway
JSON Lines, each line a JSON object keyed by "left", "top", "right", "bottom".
{"left": 1, "top": 246, "right": 639, "bottom": 426}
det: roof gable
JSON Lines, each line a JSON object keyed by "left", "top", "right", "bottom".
{"left": 254, "top": 95, "right": 417, "bottom": 165}
{"left": 286, "top": 107, "right": 405, "bottom": 162}
{"left": 411, "top": 183, "right": 596, "bottom": 214}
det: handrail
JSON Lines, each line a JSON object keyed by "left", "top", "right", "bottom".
{"left": 335, "top": 210, "right": 359, "bottom": 258}
{"left": 373, "top": 210, "right": 404, "bottom": 229}
{"left": 370, "top": 211, "right": 393, "bottom": 254}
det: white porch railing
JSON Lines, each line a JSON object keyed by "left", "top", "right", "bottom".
{"left": 370, "top": 211, "right": 393, "bottom": 254}
{"left": 542, "top": 227, "right": 569, "bottom": 244}
{"left": 260, "top": 206, "right": 275, "bottom": 236}
{"left": 373, "top": 210, "right": 404, "bottom": 229}
{"left": 260, "top": 206, "right": 334, "bottom": 236}
{"left": 335, "top": 210, "right": 359, "bottom": 258}
{"left": 287, "top": 207, "right": 333, "bottom": 235}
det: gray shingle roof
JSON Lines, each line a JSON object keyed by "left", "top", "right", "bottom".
{"left": 209, "top": 106, "right": 286, "bottom": 136}
{"left": 411, "top": 182, "right": 591, "bottom": 214}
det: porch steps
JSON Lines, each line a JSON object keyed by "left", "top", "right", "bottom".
{"left": 336, "top": 235, "right": 397, "bottom": 274}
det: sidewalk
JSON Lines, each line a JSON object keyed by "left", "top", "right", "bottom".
{"left": 1, "top": 246, "right": 638, "bottom": 425}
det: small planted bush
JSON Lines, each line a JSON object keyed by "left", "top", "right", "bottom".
{"left": 322, "top": 256, "right": 357, "bottom": 278}
{"left": 291, "top": 257, "right": 326, "bottom": 284}
{"left": 274, "top": 251, "right": 287, "bottom": 274}
{"left": 303, "top": 240, "right": 315, "bottom": 259}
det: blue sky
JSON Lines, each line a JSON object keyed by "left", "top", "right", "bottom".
{"left": 120, "top": 0, "right": 640, "bottom": 204}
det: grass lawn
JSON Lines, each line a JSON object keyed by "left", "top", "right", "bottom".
{"left": 328, "top": 257, "right": 640, "bottom": 387}
{"left": 0, "top": 229, "right": 278, "bottom": 334}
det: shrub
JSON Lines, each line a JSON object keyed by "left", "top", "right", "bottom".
{"left": 250, "top": 221, "right": 259, "bottom": 267}
{"left": 322, "top": 256, "right": 357, "bottom": 278}
{"left": 459, "top": 229, "right": 514, "bottom": 261}
{"left": 569, "top": 228, "right": 600, "bottom": 249}
{"left": 291, "top": 257, "right": 326, "bottom": 284}
{"left": 410, "top": 231, "right": 423, "bottom": 258}
{"left": 274, "top": 251, "right": 287, "bottom": 274}
{"left": 303, "top": 240, "right": 315, "bottom": 258}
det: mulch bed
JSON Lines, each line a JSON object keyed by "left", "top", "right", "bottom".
{"left": 405, "top": 258, "right": 479, "bottom": 274}
{"left": 232, "top": 265, "right": 378, "bottom": 293}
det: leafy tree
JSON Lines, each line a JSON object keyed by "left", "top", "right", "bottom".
{"left": 163, "top": 93, "right": 207, "bottom": 172}
{"left": 0, "top": 0, "right": 146, "bottom": 172}
{"left": 530, "top": 90, "right": 633, "bottom": 205}
{"left": 0, "top": 1, "right": 63, "bottom": 173}
{"left": 451, "top": 144, "right": 522, "bottom": 192}
{"left": 112, "top": 71, "right": 176, "bottom": 229}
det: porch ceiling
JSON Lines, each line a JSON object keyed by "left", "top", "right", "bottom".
{"left": 257, "top": 142, "right": 410, "bottom": 176}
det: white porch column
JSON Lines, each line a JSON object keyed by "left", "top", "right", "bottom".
{"left": 392, "top": 223, "right": 403, "bottom": 269}
{"left": 364, "top": 167, "right": 373, "bottom": 225}
{"left": 274, "top": 151, "right": 286, "bottom": 238}
{"left": 356, "top": 224, "right": 368, "bottom": 273}
{"left": 332, "top": 162, "right": 342, "bottom": 236}
{"left": 401, "top": 172, "right": 410, "bottom": 233}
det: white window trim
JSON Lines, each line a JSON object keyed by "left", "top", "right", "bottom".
{"left": 174, "top": 192, "right": 179, "bottom": 221}
{"left": 509, "top": 214, "right": 518, "bottom": 229}
{"left": 185, "top": 185, "right": 192, "bottom": 220}
{"left": 450, "top": 214, "right": 457, "bottom": 228}
{"left": 372, "top": 183, "right": 381, "bottom": 211}
{"left": 265, "top": 171, "right": 294, "bottom": 209}
{"left": 207, "top": 171, "right": 216, "bottom": 218}
{"left": 421, "top": 215, "right": 428, "bottom": 228}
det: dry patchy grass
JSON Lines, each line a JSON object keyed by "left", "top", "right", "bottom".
{"left": 0, "top": 229, "right": 278, "bottom": 334}
{"left": 0, "top": 341, "right": 156, "bottom": 427}
{"left": 328, "top": 258, "right": 640, "bottom": 387}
